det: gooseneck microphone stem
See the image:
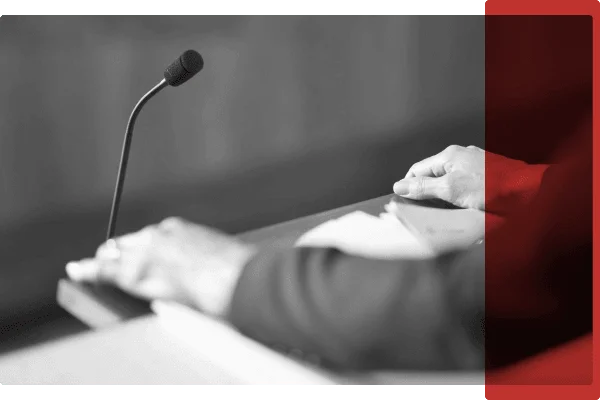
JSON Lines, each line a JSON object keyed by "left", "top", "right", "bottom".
{"left": 57, "top": 50, "right": 203, "bottom": 330}
{"left": 106, "top": 78, "right": 169, "bottom": 240}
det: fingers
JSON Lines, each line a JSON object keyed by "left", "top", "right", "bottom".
{"left": 67, "top": 219, "right": 178, "bottom": 285}
{"left": 95, "top": 239, "right": 121, "bottom": 259}
{"left": 66, "top": 218, "right": 186, "bottom": 287}
{"left": 68, "top": 240, "right": 148, "bottom": 286}
{"left": 70, "top": 228, "right": 155, "bottom": 285}
{"left": 158, "top": 216, "right": 187, "bottom": 232}
{"left": 66, "top": 257, "right": 119, "bottom": 284}
{"left": 403, "top": 144, "right": 479, "bottom": 179}
{"left": 404, "top": 154, "right": 440, "bottom": 179}
{"left": 393, "top": 176, "right": 447, "bottom": 201}
{"left": 404, "top": 151, "right": 449, "bottom": 179}
{"left": 111, "top": 226, "right": 156, "bottom": 249}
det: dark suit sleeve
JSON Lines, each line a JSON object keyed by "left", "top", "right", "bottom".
{"left": 228, "top": 243, "right": 485, "bottom": 371}
{"left": 228, "top": 124, "right": 591, "bottom": 371}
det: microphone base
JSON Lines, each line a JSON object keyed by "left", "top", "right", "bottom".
{"left": 57, "top": 279, "right": 151, "bottom": 329}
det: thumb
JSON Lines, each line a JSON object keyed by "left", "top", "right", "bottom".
{"left": 393, "top": 176, "right": 443, "bottom": 200}
{"left": 66, "top": 258, "right": 119, "bottom": 284}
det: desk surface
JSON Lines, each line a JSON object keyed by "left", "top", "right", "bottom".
{"left": 0, "top": 316, "right": 239, "bottom": 385}
{"left": 0, "top": 306, "right": 483, "bottom": 390}
{"left": 0, "top": 309, "right": 586, "bottom": 385}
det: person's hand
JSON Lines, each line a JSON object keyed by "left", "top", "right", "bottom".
{"left": 393, "top": 145, "right": 486, "bottom": 210}
{"left": 65, "top": 217, "right": 257, "bottom": 317}
{"left": 393, "top": 145, "right": 550, "bottom": 213}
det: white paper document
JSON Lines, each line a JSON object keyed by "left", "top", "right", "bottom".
{"left": 295, "top": 199, "right": 486, "bottom": 260}
{"left": 295, "top": 210, "right": 437, "bottom": 260}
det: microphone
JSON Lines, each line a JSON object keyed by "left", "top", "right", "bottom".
{"left": 106, "top": 50, "right": 204, "bottom": 240}
{"left": 57, "top": 50, "right": 204, "bottom": 329}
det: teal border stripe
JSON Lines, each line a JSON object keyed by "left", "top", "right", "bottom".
{"left": 0, "top": 0, "right": 485, "bottom": 400}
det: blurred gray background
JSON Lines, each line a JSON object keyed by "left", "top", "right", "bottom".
{"left": 0, "top": 16, "right": 484, "bottom": 352}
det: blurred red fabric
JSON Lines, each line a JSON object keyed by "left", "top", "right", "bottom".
{"left": 485, "top": 13, "right": 593, "bottom": 393}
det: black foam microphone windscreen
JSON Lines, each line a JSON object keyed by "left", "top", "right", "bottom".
{"left": 164, "top": 49, "right": 204, "bottom": 87}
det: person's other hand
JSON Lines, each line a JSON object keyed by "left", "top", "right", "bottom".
{"left": 65, "top": 217, "right": 257, "bottom": 317}
{"left": 393, "top": 145, "right": 486, "bottom": 210}
{"left": 393, "top": 145, "right": 550, "bottom": 213}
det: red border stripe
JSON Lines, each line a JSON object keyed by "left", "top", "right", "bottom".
{"left": 485, "top": 1, "right": 599, "bottom": 399}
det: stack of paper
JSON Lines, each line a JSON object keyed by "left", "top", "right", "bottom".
{"left": 295, "top": 198, "right": 485, "bottom": 260}
{"left": 295, "top": 210, "right": 436, "bottom": 260}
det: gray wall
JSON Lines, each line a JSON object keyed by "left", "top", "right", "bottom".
{"left": 0, "top": 16, "right": 484, "bottom": 229}
{"left": 0, "top": 16, "right": 484, "bottom": 349}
